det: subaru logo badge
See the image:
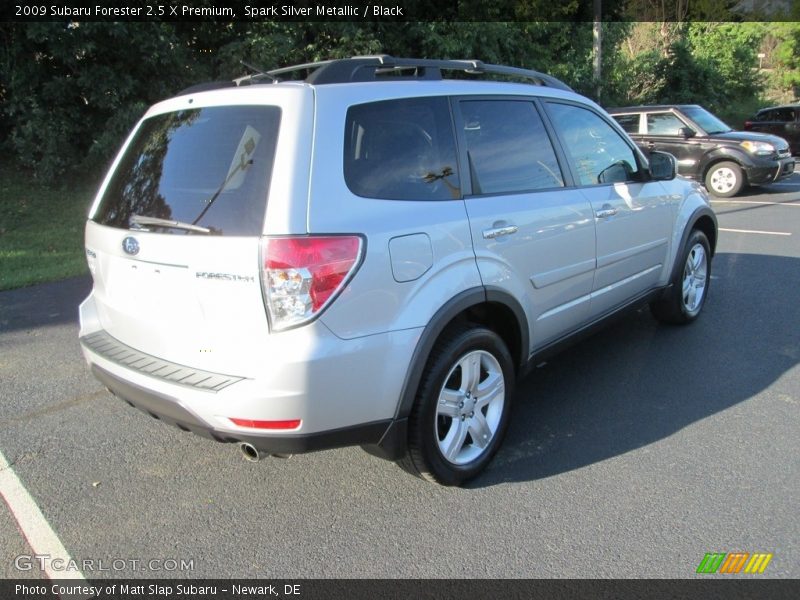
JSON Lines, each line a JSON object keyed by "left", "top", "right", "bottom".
{"left": 122, "top": 236, "right": 140, "bottom": 256}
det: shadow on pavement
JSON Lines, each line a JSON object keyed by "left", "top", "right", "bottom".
{"left": 1, "top": 254, "right": 797, "bottom": 491}
{"left": 0, "top": 276, "right": 92, "bottom": 333}
{"left": 472, "top": 252, "right": 799, "bottom": 488}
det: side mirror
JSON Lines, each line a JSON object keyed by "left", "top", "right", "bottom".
{"left": 649, "top": 151, "right": 676, "bottom": 181}
{"left": 597, "top": 161, "right": 632, "bottom": 184}
{"left": 679, "top": 126, "right": 696, "bottom": 138}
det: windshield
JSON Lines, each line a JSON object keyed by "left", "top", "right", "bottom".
{"left": 682, "top": 106, "right": 732, "bottom": 135}
{"left": 93, "top": 106, "right": 280, "bottom": 236}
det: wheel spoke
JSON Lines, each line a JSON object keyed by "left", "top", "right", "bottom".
{"left": 691, "top": 247, "right": 704, "bottom": 271}
{"left": 460, "top": 354, "right": 482, "bottom": 394}
{"left": 438, "top": 389, "right": 462, "bottom": 418}
{"left": 686, "top": 285, "right": 697, "bottom": 310}
{"left": 475, "top": 372, "right": 504, "bottom": 410}
{"left": 694, "top": 270, "right": 707, "bottom": 285}
{"left": 695, "top": 263, "right": 707, "bottom": 282}
{"left": 693, "top": 278, "right": 706, "bottom": 303}
{"left": 441, "top": 418, "right": 469, "bottom": 462}
{"left": 468, "top": 412, "right": 493, "bottom": 449}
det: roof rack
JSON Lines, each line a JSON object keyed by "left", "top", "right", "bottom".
{"left": 178, "top": 55, "right": 573, "bottom": 96}
{"left": 255, "top": 55, "right": 571, "bottom": 90}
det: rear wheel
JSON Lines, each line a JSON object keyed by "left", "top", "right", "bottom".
{"left": 705, "top": 161, "right": 744, "bottom": 197}
{"left": 398, "top": 325, "right": 514, "bottom": 486}
{"left": 651, "top": 229, "right": 711, "bottom": 324}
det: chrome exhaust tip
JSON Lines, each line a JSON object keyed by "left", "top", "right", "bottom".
{"left": 239, "top": 442, "right": 263, "bottom": 462}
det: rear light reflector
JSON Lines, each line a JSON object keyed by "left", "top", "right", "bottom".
{"left": 261, "top": 235, "right": 363, "bottom": 331}
{"left": 229, "top": 418, "right": 302, "bottom": 430}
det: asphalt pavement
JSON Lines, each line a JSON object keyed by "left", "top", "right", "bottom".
{"left": 1, "top": 174, "right": 798, "bottom": 580}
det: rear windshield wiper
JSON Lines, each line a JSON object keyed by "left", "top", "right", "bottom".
{"left": 129, "top": 215, "right": 212, "bottom": 234}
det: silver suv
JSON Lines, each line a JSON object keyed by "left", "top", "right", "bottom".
{"left": 79, "top": 56, "right": 718, "bottom": 486}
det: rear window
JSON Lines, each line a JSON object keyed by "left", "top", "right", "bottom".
{"left": 93, "top": 106, "right": 280, "bottom": 236}
{"left": 344, "top": 97, "right": 460, "bottom": 200}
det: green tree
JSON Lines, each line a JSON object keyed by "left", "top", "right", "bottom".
{"left": 1, "top": 11, "right": 770, "bottom": 182}
{"left": 688, "top": 21, "right": 764, "bottom": 120}
{"left": 1, "top": 22, "right": 217, "bottom": 181}
{"left": 761, "top": 22, "right": 800, "bottom": 102}
{"left": 606, "top": 20, "right": 769, "bottom": 124}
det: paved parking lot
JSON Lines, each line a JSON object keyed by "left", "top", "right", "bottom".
{"left": 1, "top": 172, "right": 798, "bottom": 580}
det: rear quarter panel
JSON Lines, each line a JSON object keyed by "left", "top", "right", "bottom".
{"left": 306, "top": 85, "right": 483, "bottom": 340}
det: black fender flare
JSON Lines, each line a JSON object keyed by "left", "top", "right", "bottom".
{"left": 394, "top": 286, "right": 528, "bottom": 421}
{"left": 668, "top": 205, "right": 718, "bottom": 284}
{"left": 366, "top": 287, "right": 528, "bottom": 461}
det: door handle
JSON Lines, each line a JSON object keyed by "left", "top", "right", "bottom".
{"left": 595, "top": 208, "right": 618, "bottom": 219}
{"left": 482, "top": 225, "right": 518, "bottom": 239}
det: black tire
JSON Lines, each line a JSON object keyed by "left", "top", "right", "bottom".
{"left": 398, "top": 325, "right": 514, "bottom": 486}
{"left": 650, "top": 229, "right": 711, "bottom": 324}
{"left": 704, "top": 161, "right": 744, "bottom": 198}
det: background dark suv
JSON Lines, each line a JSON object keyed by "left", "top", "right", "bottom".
{"left": 609, "top": 104, "right": 794, "bottom": 197}
{"left": 744, "top": 105, "right": 800, "bottom": 156}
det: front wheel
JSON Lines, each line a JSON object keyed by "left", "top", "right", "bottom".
{"left": 650, "top": 229, "right": 711, "bottom": 324}
{"left": 398, "top": 325, "right": 514, "bottom": 486}
{"left": 705, "top": 161, "right": 744, "bottom": 197}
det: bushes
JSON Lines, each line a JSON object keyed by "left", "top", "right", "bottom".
{"left": 2, "top": 20, "right": 605, "bottom": 182}
{"left": 1, "top": 22, "right": 214, "bottom": 182}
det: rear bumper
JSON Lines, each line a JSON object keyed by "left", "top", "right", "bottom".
{"left": 79, "top": 292, "right": 421, "bottom": 459}
{"left": 91, "top": 363, "right": 399, "bottom": 455}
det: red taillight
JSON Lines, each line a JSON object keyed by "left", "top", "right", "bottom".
{"left": 229, "top": 418, "right": 302, "bottom": 430}
{"left": 744, "top": 121, "right": 753, "bottom": 129}
{"left": 261, "top": 235, "right": 362, "bottom": 330}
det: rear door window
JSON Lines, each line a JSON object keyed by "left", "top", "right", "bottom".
{"left": 344, "top": 97, "right": 460, "bottom": 200}
{"left": 93, "top": 106, "right": 280, "bottom": 236}
{"left": 757, "top": 109, "right": 776, "bottom": 122}
{"left": 459, "top": 99, "right": 564, "bottom": 194}
{"left": 612, "top": 113, "right": 641, "bottom": 134}
{"left": 646, "top": 112, "right": 686, "bottom": 135}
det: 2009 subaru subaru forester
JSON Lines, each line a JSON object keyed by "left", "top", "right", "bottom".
{"left": 79, "top": 56, "right": 717, "bottom": 486}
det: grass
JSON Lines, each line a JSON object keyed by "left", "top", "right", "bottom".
{"left": 0, "top": 166, "right": 96, "bottom": 291}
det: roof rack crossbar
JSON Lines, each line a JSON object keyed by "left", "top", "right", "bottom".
{"left": 267, "top": 59, "right": 337, "bottom": 77}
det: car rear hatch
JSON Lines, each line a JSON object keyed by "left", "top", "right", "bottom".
{"left": 84, "top": 87, "right": 312, "bottom": 377}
